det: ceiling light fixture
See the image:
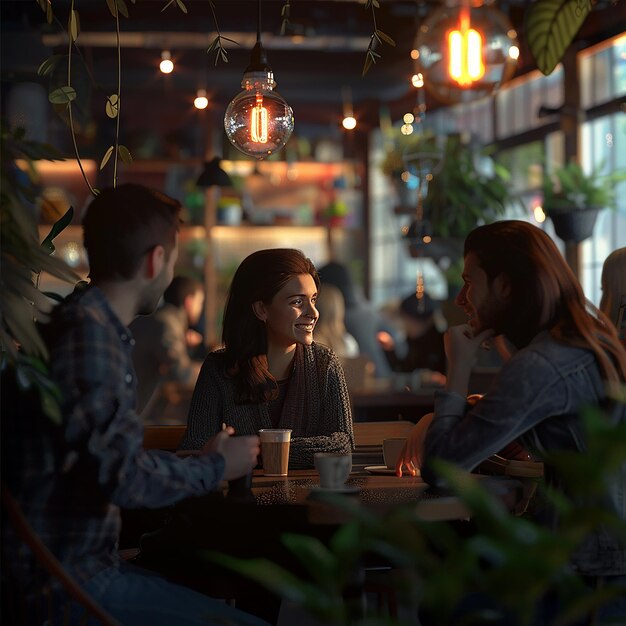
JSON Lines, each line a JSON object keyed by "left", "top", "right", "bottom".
{"left": 413, "top": 0, "right": 519, "bottom": 104}
{"left": 159, "top": 50, "right": 174, "bottom": 74}
{"left": 194, "top": 89, "right": 209, "bottom": 110}
{"left": 196, "top": 157, "right": 232, "bottom": 188}
{"left": 223, "top": 0, "right": 294, "bottom": 159}
{"left": 341, "top": 86, "right": 357, "bottom": 131}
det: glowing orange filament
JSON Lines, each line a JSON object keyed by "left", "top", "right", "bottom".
{"left": 448, "top": 7, "right": 485, "bottom": 86}
{"left": 251, "top": 92, "right": 268, "bottom": 143}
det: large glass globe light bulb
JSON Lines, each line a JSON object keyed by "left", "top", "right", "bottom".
{"left": 224, "top": 61, "right": 294, "bottom": 159}
{"left": 414, "top": 1, "right": 519, "bottom": 105}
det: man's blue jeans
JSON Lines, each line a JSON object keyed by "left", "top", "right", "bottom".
{"left": 79, "top": 561, "right": 271, "bottom": 626}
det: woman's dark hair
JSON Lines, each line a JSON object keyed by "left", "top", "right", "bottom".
{"left": 82, "top": 184, "right": 181, "bottom": 282}
{"left": 222, "top": 248, "right": 320, "bottom": 403}
{"left": 464, "top": 220, "right": 625, "bottom": 384}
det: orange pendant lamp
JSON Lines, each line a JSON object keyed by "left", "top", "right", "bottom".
{"left": 413, "top": 0, "right": 519, "bottom": 104}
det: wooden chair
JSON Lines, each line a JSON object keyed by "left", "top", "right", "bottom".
{"left": 143, "top": 424, "right": 187, "bottom": 451}
{"left": 339, "top": 355, "right": 375, "bottom": 391}
{"left": 1, "top": 486, "right": 120, "bottom": 626}
{"left": 353, "top": 420, "right": 415, "bottom": 448}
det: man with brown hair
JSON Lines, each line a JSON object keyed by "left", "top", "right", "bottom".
{"left": 2, "top": 184, "right": 266, "bottom": 625}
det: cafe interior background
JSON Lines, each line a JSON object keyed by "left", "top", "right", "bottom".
{"left": 2, "top": 0, "right": 625, "bottom": 349}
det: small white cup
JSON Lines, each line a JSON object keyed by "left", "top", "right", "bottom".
{"left": 314, "top": 452, "right": 352, "bottom": 489}
{"left": 383, "top": 438, "right": 407, "bottom": 470}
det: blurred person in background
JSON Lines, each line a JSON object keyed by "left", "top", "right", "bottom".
{"left": 131, "top": 275, "right": 205, "bottom": 418}
{"left": 313, "top": 283, "right": 359, "bottom": 358}
{"left": 377, "top": 291, "right": 447, "bottom": 381}
{"left": 318, "top": 260, "right": 392, "bottom": 378}
{"left": 600, "top": 247, "right": 626, "bottom": 346}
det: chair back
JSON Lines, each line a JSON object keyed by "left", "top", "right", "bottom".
{"left": 143, "top": 424, "right": 187, "bottom": 451}
{"left": 1, "top": 486, "right": 120, "bottom": 626}
{"left": 339, "top": 355, "right": 375, "bottom": 391}
{"left": 353, "top": 420, "right": 415, "bottom": 448}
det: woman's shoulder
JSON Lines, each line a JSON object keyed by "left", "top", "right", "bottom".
{"left": 307, "top": 342, "right": 342, "bottom": 371}
{"left": 201, "top": 349, "right": 228, "bottom": 373}
{"left": 310, "top": 341, "right": 335, "bottom": 359}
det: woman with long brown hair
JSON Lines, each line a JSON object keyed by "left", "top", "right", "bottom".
{"left": 181, "top": 248, "right": 353, "bottom": 468}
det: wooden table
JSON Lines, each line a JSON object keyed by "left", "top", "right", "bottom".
{"left": 249, "top": 469, "right": 522, "bottom": 523}
{"left": 132, "top": 467, "right": 523, "bottom": 623}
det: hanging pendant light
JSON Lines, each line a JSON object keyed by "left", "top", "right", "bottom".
{"left": 413, "top": 0, "right": 519, "bottom": 105}
{"left": 224, "top": 0, "right": 294, "bottom": 160}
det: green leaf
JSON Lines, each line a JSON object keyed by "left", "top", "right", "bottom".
{"left": 105, "top": 0, "right": 118, "bottom": 18}
{"left": 375, "top": 30, "right": 396, "bottom": 47}
{"left": 69, "top": 9, "right": 80, "bottom": 42}
{"left": 526, "top": 0, "right": 592, "bottom": 75}
{"left": 42, "top": 291, "right": 65, "bottom": 303}
{"left": 100, "top": 146, "right": 114, "bottom": 170}
{"left": 49, "top": 87, "right": 77, "bottom": 104}
{"left": 40, "top": 206, "right": 74, "bottom": 253}
{"left": 118, "top": 145, "right": 132, "bottom": 165}
{"left": 37, "top": 55, "right": 61, "bottom": 77}
{"left": 161, "top": 0, "right": 176, "bottom": 12}
{"left": 37, "top": 0, "right": 53, "bottom": 23}
{"left": 175, "top": 0, "right": 188, "bottom": 13}
{"left": 117, "top": 0, "right": 129, "bottom": 18}
{"left": 206, "top": 552, "right": 326, "bottom": 607}
{"left": 362, "top": 55, "right": 373, "bottom": 77}
{"left": 105, "top": 94, "right": 120, "bottom": 119}
{"left": 280, "top": 534, "right": 337, "bottom": 585}
{"left": 40, "top": 389, "right": 62, "bottom": 423}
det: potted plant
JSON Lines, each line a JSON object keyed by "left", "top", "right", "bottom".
{"left": 542, "top": 161, "right": 625, "bottom": 243}
{"left": 1, "top": 121, "right": 80, "bottom": 420}
{"left": 383, "top": 132, "right": 517, "bottom": 261}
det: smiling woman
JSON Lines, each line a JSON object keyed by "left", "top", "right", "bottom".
{"left": 180, "top": 248, "right": 354, "bottom": 469}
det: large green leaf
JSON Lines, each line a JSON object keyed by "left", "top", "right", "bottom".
{"left": 526, "top": 0, "right": 592, "bottom": 75}
{"left": 40, "top": 206, "right": 74, "bottom": 253}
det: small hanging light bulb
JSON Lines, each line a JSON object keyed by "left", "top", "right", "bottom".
{"left": 342, "top": 115, "right": 357, "bottom": 130}
{"left": 160, "top": 50, "right": 174, "bottom": 74}
{"left": 224, "top": 0, "right": 293, "bottom": 159}
{"left": 341, "top": 86, "right": 357, "bottom": 130}
{"left": 194, "top": 89, "right": 209, "bottom": 110}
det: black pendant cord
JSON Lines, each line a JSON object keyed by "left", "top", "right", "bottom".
{"left": 246, "top": 0, "right": 270, "bottom": 72}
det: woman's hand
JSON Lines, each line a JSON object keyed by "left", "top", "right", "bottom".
{"left": 395, "top": 413, "right": 434, "bottom": 476}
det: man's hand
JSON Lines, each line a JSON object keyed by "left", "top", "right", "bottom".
{"left": 444, "top": 325, "right": 493, "bottom": 396}
{"left": 200, "top": 427, "right": 260, "bottom": 481}
{"left": 395, "top": 413, "right": 434, "bottom": 476}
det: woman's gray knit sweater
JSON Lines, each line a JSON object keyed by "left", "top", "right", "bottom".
{"left": 181, "top": 342, "right": 354, "bottom": 469}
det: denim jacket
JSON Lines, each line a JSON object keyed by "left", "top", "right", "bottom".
{"left": 423, "top": 331, "right": 626, "bottom": 576}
